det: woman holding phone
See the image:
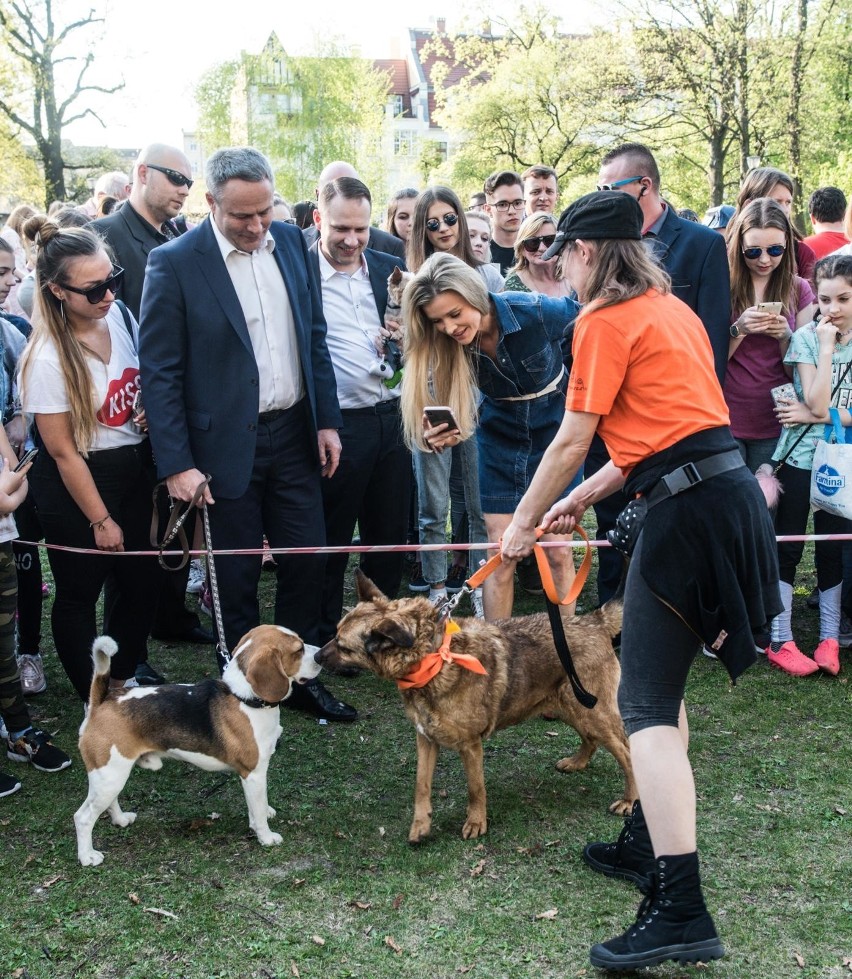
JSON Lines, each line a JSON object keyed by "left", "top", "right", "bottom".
{"left": 403, "top": 188, "right": 502, "bottom": 609}
{"left": 724, "top": 198, "right": 815, "bottom": 473}
{"left": 499, "top": 191, "right": 780, "bottom": 972}
{"left": 18, "top": 216, "right": 160, "bottom": 700}
{"left": 401, "top": 252, "right": 580, "bottom": 619}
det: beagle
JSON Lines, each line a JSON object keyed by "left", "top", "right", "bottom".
{"left": 74, "top": 625, "right": 321, "bottom": 866}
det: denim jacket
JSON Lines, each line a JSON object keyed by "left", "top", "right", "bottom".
{"left": 472, "top": 291, "right": 579, "bottom": 400}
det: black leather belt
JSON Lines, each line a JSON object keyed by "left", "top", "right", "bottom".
{"left": 644, "top": 449, "right": 745, "bottom": 508}
{"left": 341, "top": 400, "right": 400, "bottom": 416}
{"left": 258, "top": 408, "right": 288, "bottom": 424}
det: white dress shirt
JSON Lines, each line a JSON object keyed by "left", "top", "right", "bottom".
{"left": 211, "top": 219, "right": 304, "bottom": 412}
{"left": 317, "top": 249, "right": 397, "bottom": 409}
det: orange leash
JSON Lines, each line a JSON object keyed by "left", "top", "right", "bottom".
{"left": 465, "top": 524, "right": 591, "bottom": 604}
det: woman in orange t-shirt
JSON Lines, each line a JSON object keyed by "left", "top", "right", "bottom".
{"left": 501, "top": 191, "right": 781, "bottom": 973}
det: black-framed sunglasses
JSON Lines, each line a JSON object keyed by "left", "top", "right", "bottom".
{"left": 522, "top": 234, "right": 557, "bottom": 253}
{"left": 61, "top": 265, "right": 125, "bottom": 304}
{"left": 145, "top": 163, "right": 194, "bottom": 189}
{"left": 426, "top": 212, "right": 459, "bottom": 232}
{"left": 742, "top": 244, "right": 786, "bottom": 260}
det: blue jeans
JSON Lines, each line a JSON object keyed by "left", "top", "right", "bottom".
{"left": 414, "top": 440, "right": 487, "bottom": 586}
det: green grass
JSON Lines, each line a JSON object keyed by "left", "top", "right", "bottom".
{"left": 3, "top": 546, "right": 851, "bottom": 979}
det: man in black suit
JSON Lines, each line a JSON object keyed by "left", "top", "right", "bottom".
{"left": 589, "top": 142, "right": 733, "bottom": 603}
{"left": 92, "top": 144, "right": 193, "bottom": 319}
{"left": 140, "top": 147, "right": 355, "bottom": 721}
{"left": 92, "top": 143, "right": 213, "bottom": 661}
{"left": 308, "top": 177, "right": 412, "bottom": 642}
{"left": 303, "top": 161, "right": 406, "bottom": 261}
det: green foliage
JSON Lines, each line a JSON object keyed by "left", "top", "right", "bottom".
{"left": 194, "top": 37, "right": 390, "bottom": 205}
{"left": 426, "top": 7, "right": 639, "bottom": 194}
{"left": 0, "top": 122, "right": 43, "bottom": 207}
{"left": 195, "top": 59, "right": 240, "bottom": 153}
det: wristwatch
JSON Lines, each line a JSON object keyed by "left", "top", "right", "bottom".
{"left": 729, "top": 321, "right": 741, "bottom": 338}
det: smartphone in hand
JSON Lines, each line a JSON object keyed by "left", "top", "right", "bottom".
{"left": 13, "top": 447, "right": 38, "bottom": 472}
{"left": 424, "top": 406, "right": 460, "bottom": 431}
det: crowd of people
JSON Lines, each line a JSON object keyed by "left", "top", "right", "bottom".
{"left": 0, "top": 137, "right": 848, "bottom": 971}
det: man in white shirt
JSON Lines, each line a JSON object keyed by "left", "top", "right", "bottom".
{"left": 140, "top": 147, "right": 356, "bottom": 722}
{"left": 309, "top": 176, "right": 412, "bottom": 643}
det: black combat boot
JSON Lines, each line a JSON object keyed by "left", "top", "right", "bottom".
{"left": 589, "top": 851, "right": 725, "bottom": 971}
{"left": 583, "top": 800, "right": 655, "bottom": 891}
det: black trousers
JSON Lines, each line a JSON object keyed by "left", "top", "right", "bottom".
{"left": 28, "top": 442, "right": 161, "bottom": 700}
{"left": 206, "top": 399, "right": 327, "bottom": 654}
{"left": 318, "top": 401, "right": 412, "bottom": 644}
{"left": 776, "top": 462, "right": 851, "bottom": 588}
{"left": 11, "top": 493, "right": 43, "bottom": 656}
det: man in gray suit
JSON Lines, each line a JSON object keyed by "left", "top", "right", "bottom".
{"left": 303, "top": 161, "right": 406, "bottom": 261}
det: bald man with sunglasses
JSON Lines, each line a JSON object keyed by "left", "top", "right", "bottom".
{"left": 91, "top": 143, "right": 194, "bottom": 320}
{"left": 93, "top": 143, "right": 213, "bottom": 662}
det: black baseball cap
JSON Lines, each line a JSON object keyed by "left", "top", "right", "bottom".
{"left": 542, "top": 191, "right": 643, "bottom": 260}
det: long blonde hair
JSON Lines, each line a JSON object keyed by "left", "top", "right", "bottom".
{"left": 18, "top": 215, "right": 109, "bottom": 455}
{"left": 400, "top": 253, "right": 487, "bottom": 452}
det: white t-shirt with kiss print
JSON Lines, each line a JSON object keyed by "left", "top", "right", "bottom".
{"left": 21, "top": 303, "right": 144, "bottom": 452}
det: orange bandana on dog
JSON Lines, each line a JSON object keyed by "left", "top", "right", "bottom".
{"left": 397, "top": 620, "right": 488, "bottom": 690}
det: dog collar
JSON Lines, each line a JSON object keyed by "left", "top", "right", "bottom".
{"left": 397, "top": 620, "right": 488, "bottom": 690}
{"left": 234, "top": 694, "right": 281, "bottom": 709}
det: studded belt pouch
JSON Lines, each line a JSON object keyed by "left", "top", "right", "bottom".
{"left": 607, "top": 496, "right": 648, "bottom": 558}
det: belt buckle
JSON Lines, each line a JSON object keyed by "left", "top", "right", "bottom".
{"left": 662, "top": 461, "right": 701, "bottom": 496}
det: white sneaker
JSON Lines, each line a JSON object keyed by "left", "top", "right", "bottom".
{"left": 471, "top": 588, "right": 484, "bottom": 619}
{"left": 429, "top": 588, "right": 448, "bottom": 609}
{"left": 17, "top": 653, "right": 47, "bottom": 695}
{"left": 186, "top": 559, "right": 205, "bottom": 595}
{"left": 702, "top": 646, "right": 718, "bottom": 659}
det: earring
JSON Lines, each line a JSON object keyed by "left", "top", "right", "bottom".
{"left": 60, "top": 300, "right": 68, "bottom": 326}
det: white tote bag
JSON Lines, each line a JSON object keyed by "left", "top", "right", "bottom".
{"left": 810, "top": 408, "right": 852, "bottom": 518}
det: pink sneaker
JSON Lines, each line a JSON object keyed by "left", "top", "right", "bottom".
{"left": 767, "top": 641, "right": 820, "bottom": 677}
{"left": 813, "top": 638, "right": 841, "bottom": 676}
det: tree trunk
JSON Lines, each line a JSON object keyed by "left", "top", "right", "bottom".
{"left": 788, "top": 0, "right": 809, "bottom": 232}
{"left": 708, "top": 129, "right": 726, "bottom": 206}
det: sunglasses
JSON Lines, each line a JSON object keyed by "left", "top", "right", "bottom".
{"left": 145, "top": 163, "right": 194, "bottom": 189}
{"left": 522, "top": 234, "right": 557, "bottom": 253}
{"left": 742, "top": 244, "right": 786, "bottom": 260}
{"left": 596, "top": 175, "right": 644, "bottom": 192}
{"left": 61, "top": 265, "right": 125, "bottom": 304}
{"left": 426, "top": 212, "right": 459, "bottom": 232}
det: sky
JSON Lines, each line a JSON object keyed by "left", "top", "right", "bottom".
{"left": 58, "top": 0, "right": 604, "bottom": 151}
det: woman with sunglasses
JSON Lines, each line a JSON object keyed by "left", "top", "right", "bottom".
{"left": 404, "top": 188, "right": 502, "bottom": 609}
{"left": 735, "top": 166, "right": 816, "bottom": 285}
{"left": 18, "top": 216, "right": 160, "bottom": 700}
{"left": 504, "top": 213, "right": 574, "bottom": 298}
{"left": 401, "top": 252, "right": 579, "bottom": 620}
{"left": 724, "top": 198, "right": 815, "bottom": 474}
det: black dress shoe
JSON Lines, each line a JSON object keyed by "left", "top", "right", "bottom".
{"left": 152, "top": 625, "right": 216, "bottom": 645}
{"left": 284, "top": 680, "right": 358, "bottom": 722}
{"left": 135, "top": 661, "right": 166, "bottom": 686}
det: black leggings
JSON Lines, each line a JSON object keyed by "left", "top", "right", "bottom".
{"left": 775, "top": 462, "right": 851, "bottom": 589}
{"left": 618, "top": 534, "right": 702, "bottom": 736}
{"left": 28, "top": 443, "right": 160, "bottom": 700}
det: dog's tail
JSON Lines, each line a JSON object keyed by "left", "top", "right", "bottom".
{"left": 598, "top": 597, "right": 624, "bottom": 639}
{"left": 89, "top": 635, "right": 119, "bottom": 709}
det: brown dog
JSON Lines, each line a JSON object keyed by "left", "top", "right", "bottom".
{"left": 317, "top": 571, "right": 636, "bottom": 842}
